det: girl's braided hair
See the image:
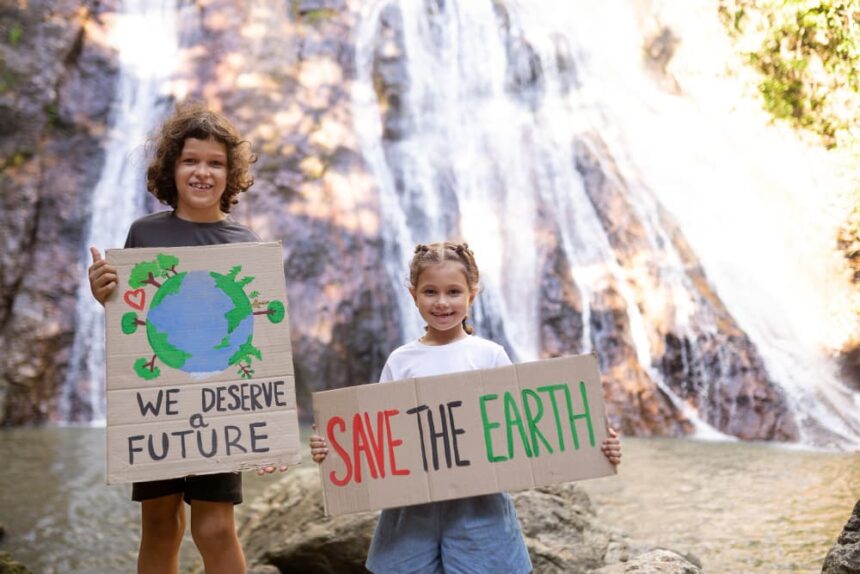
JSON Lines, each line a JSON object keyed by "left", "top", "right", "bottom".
{"left": 408, "top": 242, "right": 479, "bottom": 334}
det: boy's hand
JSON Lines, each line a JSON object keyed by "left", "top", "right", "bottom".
{"left": 310, "top": 424, "right": 328, "bottom": 464}
{"left": 88, "top": 247, "right": 118, "bottom": 305}
{"left": 256, "top": 465, "right": 289, "bottom": 476}
{"left": 601, "top": 427, "right": 622, "bottom": 466}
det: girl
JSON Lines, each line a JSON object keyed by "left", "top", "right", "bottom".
{"left": 87, "top": 102, "right": 286, "bottom": 574}
{"left": 309, "top": 241, "right": 622, "bottom": 574}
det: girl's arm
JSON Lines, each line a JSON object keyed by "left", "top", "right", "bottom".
{"left": 309, "top": 423, "right": 329, "bottom": 463}
{"left": 601, "top": 427, "right": 622, "bottom": 466}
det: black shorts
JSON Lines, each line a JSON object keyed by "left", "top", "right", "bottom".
{"left": 131, "top": 472, "right": 243, "bottom": 505}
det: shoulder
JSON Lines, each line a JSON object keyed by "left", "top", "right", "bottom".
{"left": 385, "top": 340, "right": 422, "bottom": 362}
{"left": 462, "top": 336, "right": 511, "bottom": 366}
{"left": 461, "top": 335, "right": 505, "bottom": 352}
{"left": 125, "top": 211, "right": 173, "bottom": 247}
{"left": 130, "top": 210, "right": 172, "bottom": 230}
{"left": 220, "top": 218, "right": 261, "bottom": 242}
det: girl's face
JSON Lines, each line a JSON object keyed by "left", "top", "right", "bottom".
{"left": 410, "top": 261, "right": 476, "bottom": 344}
{"left": 174, "top": 137, "right": 228, "bottom": 222}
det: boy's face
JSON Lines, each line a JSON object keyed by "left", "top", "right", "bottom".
{"left": 174, "top": 137, "right": 228, "bottom": 222}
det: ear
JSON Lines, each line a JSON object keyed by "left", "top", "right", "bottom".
{"left": 409, "top": 286, "right": 417, "bottom": 304}
{"left": 468, "top": 285, "right": 479, "bottom": 305}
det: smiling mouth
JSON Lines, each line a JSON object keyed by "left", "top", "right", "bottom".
{"left": 431, "top": 311, "right": 454, "bottom": 318}
{"left": 190, "top": 182, "right": 212, "bottom": 190}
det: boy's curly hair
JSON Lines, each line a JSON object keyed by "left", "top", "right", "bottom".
{"left": 146, "top": 102, "right": 256, "bottom": 213}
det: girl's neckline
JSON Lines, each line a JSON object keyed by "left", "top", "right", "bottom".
{"left": 415, "top": 335, "right": 472, "bottom": 348}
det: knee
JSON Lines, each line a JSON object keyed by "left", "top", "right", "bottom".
{"left": 141, "top": 506, "right": 185, "bottom": 549}
{"left": 190, "top": 514, "right": 238, "bottom": 551}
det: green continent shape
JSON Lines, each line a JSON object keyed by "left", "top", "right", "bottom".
{"left": 213, "top": 335, "right": 231, "bottom": 350}
{"left": 150, "top": 272, "right": 187, "bottom": 310}
{"left": 210, "top": 271, "right": 253, "bottom": 333}
{"left": 146, "top": 322, "right": 192, "bottom": 369}
{"left": 228, "top": 335, "right": 262, "bottom": 366}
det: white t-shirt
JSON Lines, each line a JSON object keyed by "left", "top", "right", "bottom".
{"left": 379, "top": 335, "right": 511, "bottom": 382}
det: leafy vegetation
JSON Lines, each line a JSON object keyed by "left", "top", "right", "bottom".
{"left": 720, "top": 0, "right": 860, "bottom": 291}
{"left": 718, "top": 0, "right": 859, "bottom": 148}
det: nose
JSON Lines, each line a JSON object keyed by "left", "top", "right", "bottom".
{"left": 193, "top": 162, "right": 211, "bottom": 177}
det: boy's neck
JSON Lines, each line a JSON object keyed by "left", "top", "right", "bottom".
{"left": 174, "top": 207, "right": 226, "bottom": 223}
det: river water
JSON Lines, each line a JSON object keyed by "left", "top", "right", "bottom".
{"left": 0, "top": 429, "right": 855, "bottom": 573}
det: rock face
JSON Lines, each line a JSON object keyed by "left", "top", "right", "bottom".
{"left": 574, "top": 136, "right": 798, "bottom": 441}
{"left": 823, "top": 500, "right": 860, "bottom": 574}
{"left": 237, "top": 467, "right": 699, "bottom": 574}
{"left": 0, "top": 0, "right": 120, "bottom": 424}
{"left": 0, "top": 0, "right": 812, "bottom": 442}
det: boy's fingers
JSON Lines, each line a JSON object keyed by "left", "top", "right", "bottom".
{"left": 90, "top": 247, "right": 102, "bottom": 263}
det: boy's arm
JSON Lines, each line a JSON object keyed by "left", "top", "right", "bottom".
{"left": 88, "top": 247, "right": 118, "bottom": 306}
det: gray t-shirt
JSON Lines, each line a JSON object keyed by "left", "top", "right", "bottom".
{"left": 124, "top": 210, "right": 261, "bottom": 248}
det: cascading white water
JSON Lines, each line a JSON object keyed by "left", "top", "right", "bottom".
{"left": 558, "top": 0, "right": 860, "bottom": 446}
{"left": 61, "top": 0, "right": 180, "bottom": 424}
{"left": 351, "top": 0, "right": 859, "bottom": 446}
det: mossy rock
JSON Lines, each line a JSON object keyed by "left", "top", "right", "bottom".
{"left": 0, "top": 552, "right": 33, "bottom": 574}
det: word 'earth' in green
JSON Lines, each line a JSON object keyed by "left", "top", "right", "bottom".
{"left": 479, "top": 381, "right": 595, "bottom": 462}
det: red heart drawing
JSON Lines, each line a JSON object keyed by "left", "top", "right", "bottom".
{"left": 123, "top": 289, "right": 146, "bottom": 310}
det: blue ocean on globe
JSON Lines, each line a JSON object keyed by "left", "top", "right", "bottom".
{"left": 146, "top": 271, "right": 253, "bottom": 374}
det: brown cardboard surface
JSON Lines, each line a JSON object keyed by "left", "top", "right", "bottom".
{"left": 104, "top": 242, "right": 301, "bottom": 484}
{"left": 313, "top": 353, "right": 614, "bottom": 516}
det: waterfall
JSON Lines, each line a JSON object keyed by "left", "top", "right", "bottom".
{"left": 351, "top": 0, "right": 860, "bottom": 446}
{"left": 61, "top": 0, "right": 180, "bottom": 424}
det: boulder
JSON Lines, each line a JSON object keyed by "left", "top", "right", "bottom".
{"left": 823, "top": 500, "right": 860, "bottom": 574}
{"left": 0, "top": 552, "right": 32, "bottom": 574}
{"left": 238, "top": 467, "right": 675, "bottom": 574}
{"left": 591, "top": 549, "right": 702, "bottom": 574}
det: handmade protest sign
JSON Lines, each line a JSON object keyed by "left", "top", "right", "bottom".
{"left": 104, "top": 242, "right": 301, "bottom": 484}
{"left": 312, "top": 353, "right": 614, "bottom": 516}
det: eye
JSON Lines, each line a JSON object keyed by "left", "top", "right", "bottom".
{"left": 423, "top": 288, "right": 436, "bottom": 295}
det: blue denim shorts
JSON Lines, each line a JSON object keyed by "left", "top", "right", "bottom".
{"left": 365, "top": 493, "right": 532, "bottom": 574}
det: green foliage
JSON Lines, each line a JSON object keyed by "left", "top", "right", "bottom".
{"left": 133, "top": 357, "right": 161, "bottom": 381}
{"left": 719, "top": 0, "right": 860, "bottom": 147}
{"left": 8, "top": 22, "right": 22, "bottom": 46}
{"left": 302, "top": 9, "right": 337, "bottom": 23}
{"left": 266, "top": 300, "right": 286, "bottom": 324}
{"left": 129, "top": 260, "right": 161, "bottom": 288}
{"left": 156, "top": 253, "right": 179, "bottom": 275}
{"left": 121, "top": 312, "right": 140, "bottom": 335}
{"left": 0, "top": 55, "right": 20, "bottom": 94}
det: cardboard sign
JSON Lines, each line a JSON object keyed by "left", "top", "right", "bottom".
{"left": 104, "top": 242, "right": 301, "bottom": 484}
{"left": 312, "top": 353, "right": 614, "bottom": 516}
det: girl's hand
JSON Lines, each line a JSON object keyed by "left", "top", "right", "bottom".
{"left": 601, "top": 427, "right": 622, "bottom": 466}
{"left": 255, "top": 465, "right": 289, "bottom": 476}
{"left": 88, "top": 247, "right": 118, "bottom": 306}
{"left": 309, "top": 424, "right": 328, "bottom": 464}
